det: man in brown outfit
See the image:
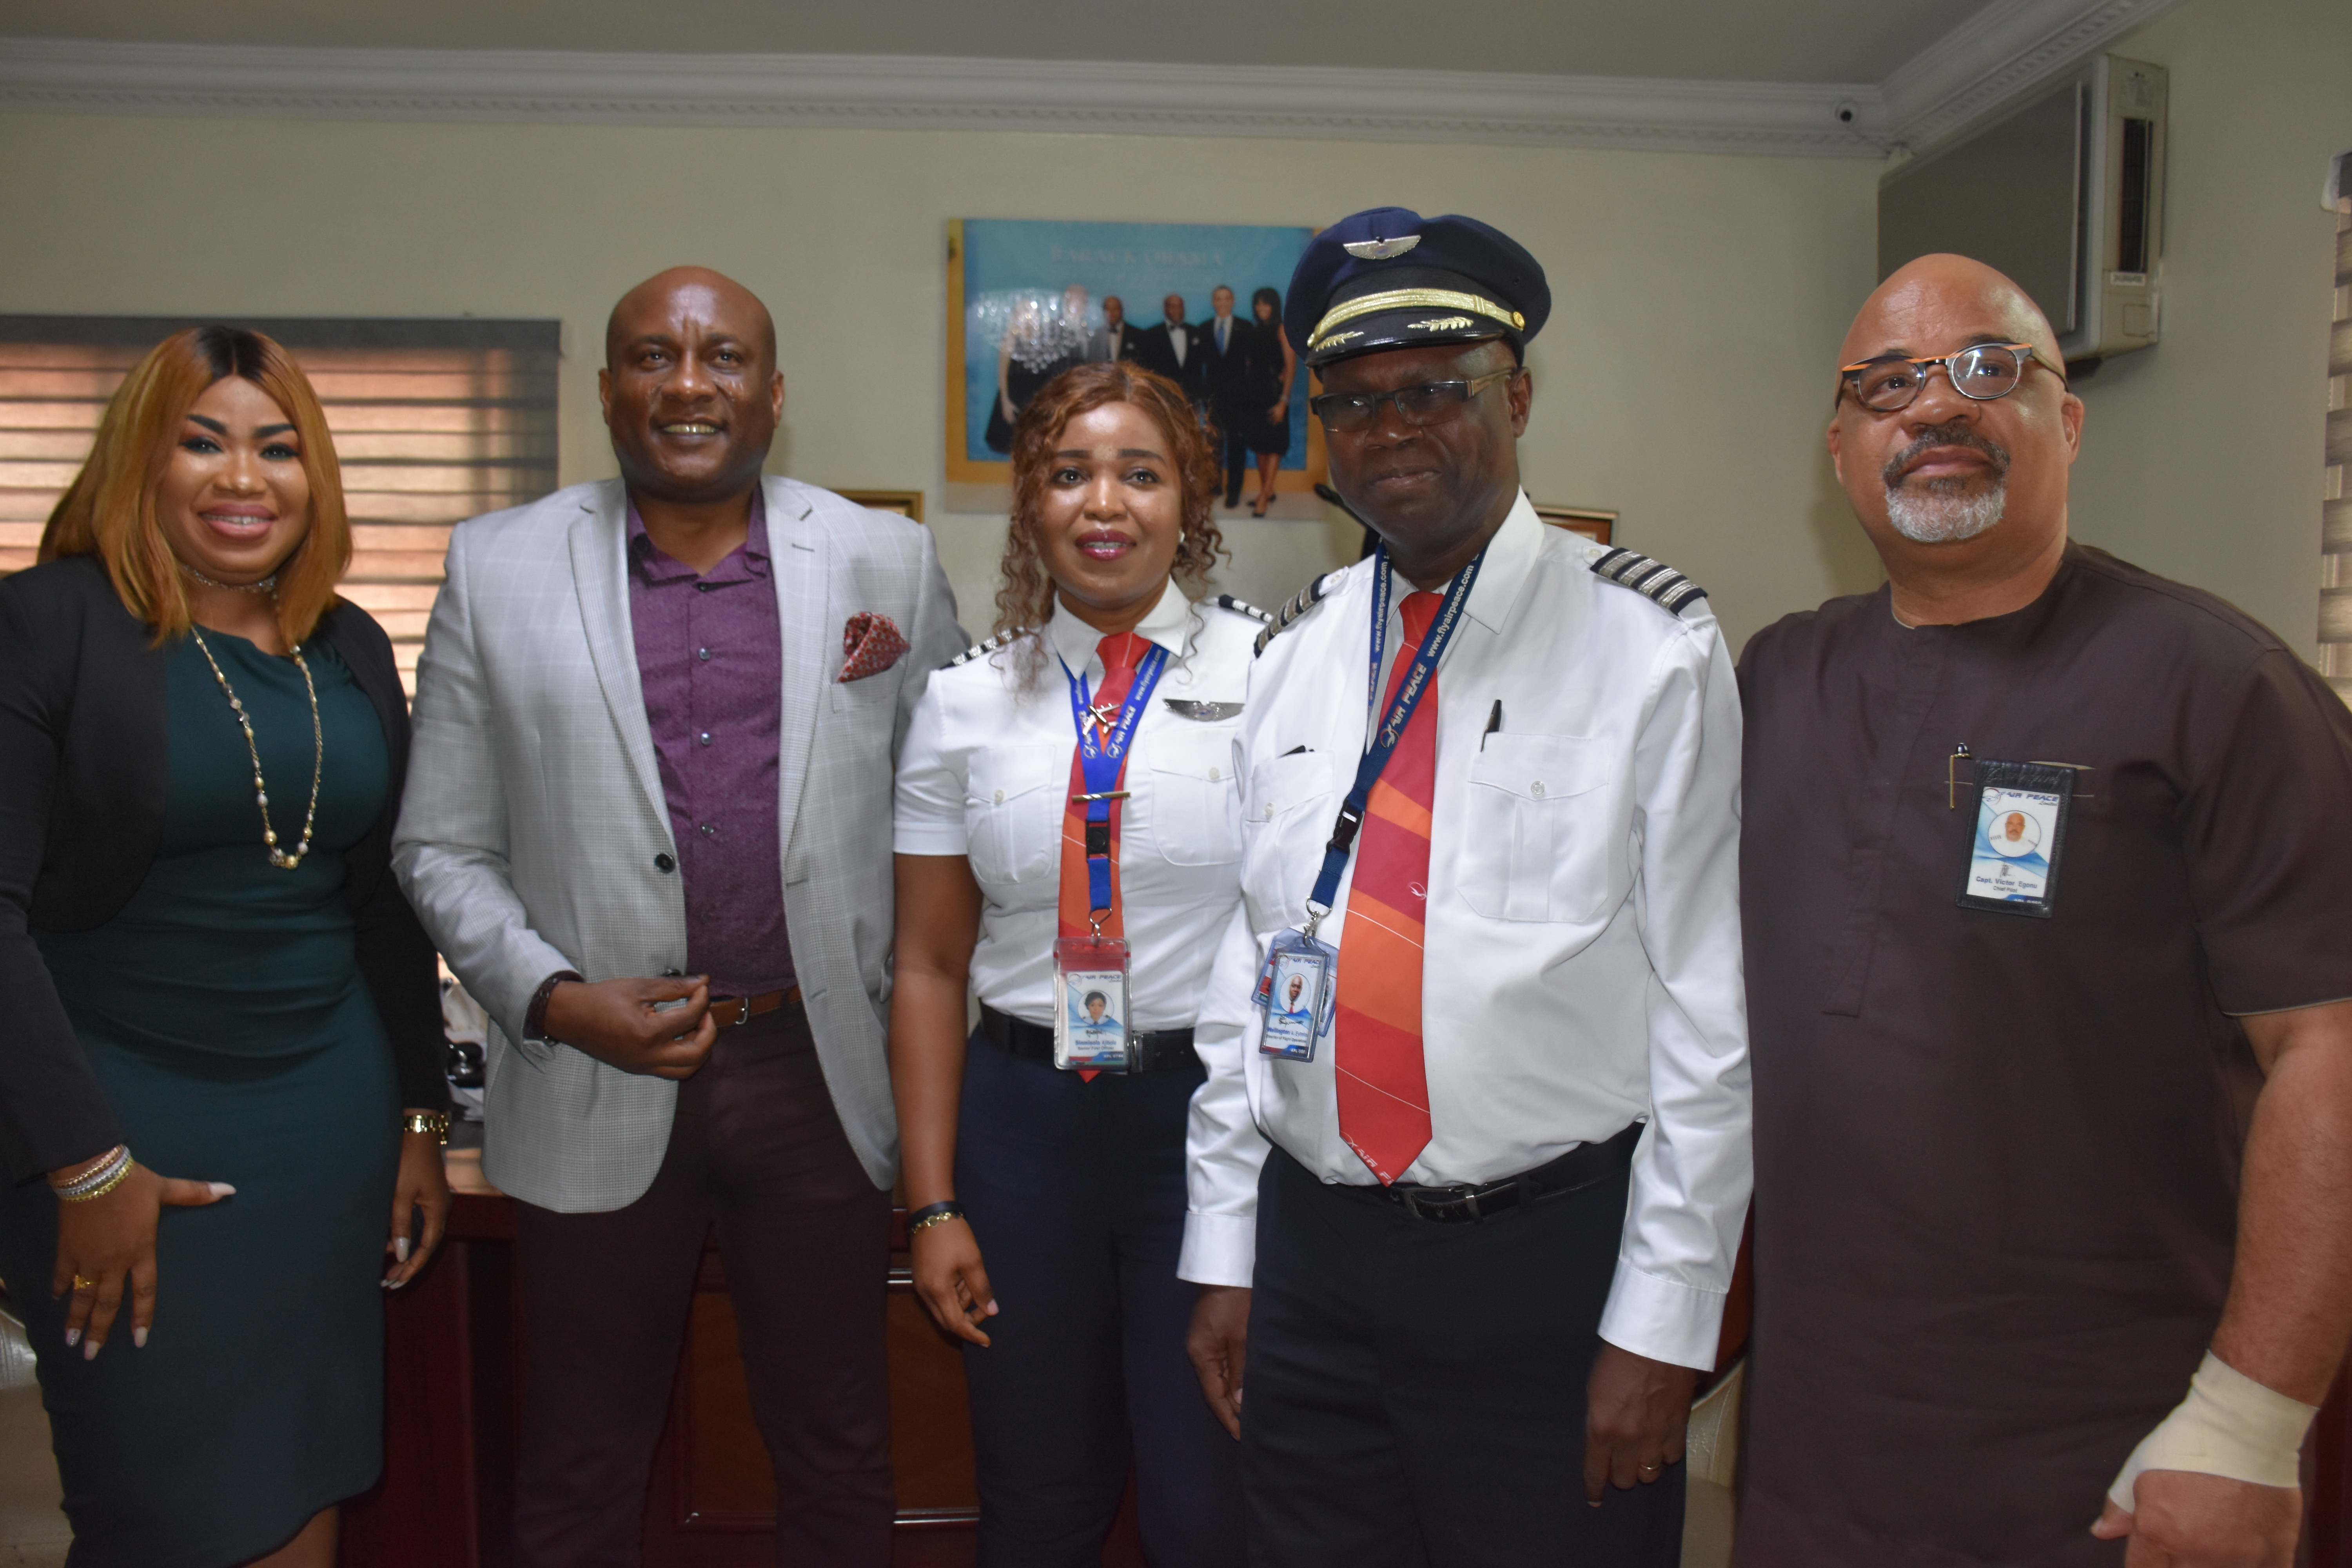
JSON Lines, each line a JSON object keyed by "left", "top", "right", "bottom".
{"left": 1737, "top": 253, "right": 2352, "bottom": 1567}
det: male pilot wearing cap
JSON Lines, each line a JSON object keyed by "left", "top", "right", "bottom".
{"left": 1180, "top": 208, "right": 1749, "bottom": 1564}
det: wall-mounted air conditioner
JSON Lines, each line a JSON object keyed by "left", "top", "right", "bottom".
{"left": 1879, "top": 56, "right": 2169, "bottom": 370}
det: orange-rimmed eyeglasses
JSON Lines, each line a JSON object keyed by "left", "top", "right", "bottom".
{"left": 1838, "top": 342, "right": 2062, "bottom": 412}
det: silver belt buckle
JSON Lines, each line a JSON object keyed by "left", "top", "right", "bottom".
{"left": 713, "top": 996, "right": 750, "bottom": 1027}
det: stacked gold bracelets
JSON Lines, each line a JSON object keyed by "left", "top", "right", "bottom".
{"left": 51, "top": 1146, "right": 134, "bottom": 1203}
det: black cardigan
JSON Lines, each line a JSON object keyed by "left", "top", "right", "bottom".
{"left": 0, "top": 554, "right": 448, "bottom": 1182}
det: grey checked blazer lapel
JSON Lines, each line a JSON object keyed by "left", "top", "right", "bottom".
{"left": 764, "top": 477, "right": 831, "bottom": 840}
{"left": 568, "top": 485, "right": 668, "bottom": 829}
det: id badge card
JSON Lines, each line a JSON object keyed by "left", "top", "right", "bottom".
{"left": 1957, "top": 759, "right": 2074, "bottom": 918}
{"left": 1053, "top": 935, "right": 1132, "bottom": 1071}
{"left": 1255, "top": 927, "right": 1337, "bottom": 1062}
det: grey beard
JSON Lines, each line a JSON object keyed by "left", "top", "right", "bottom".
{"left": 1885, "top": 481, "right": 2006, "bottom": 544}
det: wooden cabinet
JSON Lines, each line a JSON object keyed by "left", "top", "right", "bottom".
{"left": 340, "top": 1163, "right": 1145, "bottom": 1567}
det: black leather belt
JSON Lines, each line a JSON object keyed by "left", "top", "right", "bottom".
{"left": 1379, "top": 1122, "right": 1643, "bottom": 1223}
{"left": 978, "top": 1004, "right": 1200, "bottom": 1074}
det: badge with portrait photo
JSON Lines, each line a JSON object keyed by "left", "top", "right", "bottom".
{"left": 1257, "top": 927, "right": 1337, "bottom": 1062}
{"left": 1053, "top": 935, "right": 1132, "bottom": 1071}
{"left": 1956, "top": 759, "right": 2074, "bottom": 918}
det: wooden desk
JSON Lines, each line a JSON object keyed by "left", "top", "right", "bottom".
{"left": 339, "top": 1151, "right": 1144, "bottom": 1567}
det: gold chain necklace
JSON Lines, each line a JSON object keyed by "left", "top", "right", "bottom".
{"left": 187, "top": 628, "right": 323, "bottom": 871}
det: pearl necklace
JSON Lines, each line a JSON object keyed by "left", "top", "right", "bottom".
{"left": 188, "top": 628, "right": 323, "bottom": 871}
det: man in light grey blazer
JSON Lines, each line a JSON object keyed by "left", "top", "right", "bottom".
{"left": 394, "top": 267, "right": 960, "bottom": 1568}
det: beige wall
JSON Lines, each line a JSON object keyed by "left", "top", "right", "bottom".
{"left": 2063, "top": 0, "right": 2351, "bottom": 657}
{"left": 0, "top": 112, "right": 1878, "bottom": 651}
{"left": 4, "top": 0, "right": 2336, "bottom": 656}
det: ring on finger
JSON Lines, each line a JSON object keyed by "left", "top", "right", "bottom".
{"left": 71, "top": 1276, "right": 97, "bottom": 1293}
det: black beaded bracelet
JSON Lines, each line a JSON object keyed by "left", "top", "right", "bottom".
{"left": 905, "top": 1201, "right": 966, "bottom": 1233}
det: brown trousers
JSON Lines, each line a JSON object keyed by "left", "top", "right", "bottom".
{"left": 510, "top": 1006, "right": 893, "bottom": 1568}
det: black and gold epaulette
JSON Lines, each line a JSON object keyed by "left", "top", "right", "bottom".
{"left": 944, "top": 627, "right": 1027, "bottom": 668}
{"left": 1588, "top": 548, "right": 1708, "bottom": 618}
{"left": 1252, "top": 573, "right": 1334, "bottom": 657}
{"left": 1212, "top": 593, "right": 1273, "bottom": 624}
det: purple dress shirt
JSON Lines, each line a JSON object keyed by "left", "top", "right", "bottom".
{"left": 626, "top": 493, "right": 795, "bottom": 997}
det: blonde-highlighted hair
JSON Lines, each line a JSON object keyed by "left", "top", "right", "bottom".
{"left": 39, "top": 326, "right": 350, "bottom": 646}
{"left": 995, "top": 361, "right": 1227, "bottom": 660}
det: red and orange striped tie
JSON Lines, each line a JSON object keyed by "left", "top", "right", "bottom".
{"left": 1057, "top": 631, "right": 1149, "bottom": 942}
{"left": 1332, "top": 591, "right": 1440, "bottom": 1184}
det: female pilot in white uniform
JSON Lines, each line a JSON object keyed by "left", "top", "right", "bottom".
{"left": 891, "top": 360, "right": 1256, "bottom": 1566}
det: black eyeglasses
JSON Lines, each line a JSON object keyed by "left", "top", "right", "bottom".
{"left": 1838, "top": 342, "right": 2059, "bottom": 412}
{"left": 1309, "top": 370, "right": 1517, "bottom": 433}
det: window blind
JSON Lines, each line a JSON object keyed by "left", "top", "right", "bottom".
{"left": 0, "top": 316, "right": 560, "bottom": 691}
{"left": 2322, "top": 204, "right": 2352, "bottom": 701}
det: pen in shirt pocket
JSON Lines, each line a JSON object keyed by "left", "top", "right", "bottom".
{"left": 1482, "top": 700, "right": 1502, "bottom": 750}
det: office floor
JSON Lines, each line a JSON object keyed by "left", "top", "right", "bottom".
{"left": 0, "top": 1302, "right": 1733, "bottom": 1568}
{"left": 0, "top": 1311, "right": 67, "bottom": 1568}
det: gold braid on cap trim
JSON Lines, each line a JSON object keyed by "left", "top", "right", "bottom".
{"left": 1309, "top": 288, "right": 1524, "bottom": 349}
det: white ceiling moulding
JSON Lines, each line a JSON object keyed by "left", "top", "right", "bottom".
{"left": 1880, "top": 0, "right": 2190, "bottom": 160}
{"left": 0, "top": 39, "right": 1890, "bottom": 158}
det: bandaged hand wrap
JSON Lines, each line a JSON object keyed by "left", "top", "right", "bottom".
{"left": 2107, "top": 1352, "right": 2318, "bottom": 1511}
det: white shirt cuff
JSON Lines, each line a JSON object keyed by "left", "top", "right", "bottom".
{"left": 1178, "top": 1210, "right": 1256, "bottom": 1287}
{"left": 1596, "top": 1256, "right": 1726, "bottom": 1372}
{"left": 891, "top": 824, "right": 969, "bottom": 855}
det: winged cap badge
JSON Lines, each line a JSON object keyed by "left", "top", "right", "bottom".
{"left": 1341, "top": 234, "right": 1421, "bottom": 261}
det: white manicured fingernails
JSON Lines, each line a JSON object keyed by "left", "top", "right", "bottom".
{"left": 132, "top": 1327, "right": 146, "bottom": 1349}
{"left": 62, "top": 1328, "right": 78, "bottom": 1348}
{"left": 395, "top": 1237, "right": 410, "bottom": 1263}
{"left": 207, "top": 1183, "right": 236, "bottom": 1198}
{"left": 81, "top": 1339, "right": 98, "bottom": 1361}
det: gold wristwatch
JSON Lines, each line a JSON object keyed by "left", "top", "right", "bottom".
{"left": 401, "top": 1111, "right": 452, "bottom": 1145}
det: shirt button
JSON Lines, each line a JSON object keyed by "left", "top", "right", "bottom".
{"left": 698, "top": 648, "right": 711, "bottom": 662}
{"left": 1265, "top": 803, "right": 1275, "bottom": 820}
{"left": 1531, "top": 780, "right": 1546, "bottom": 797}
{"left": 993, "top": 789, "right": 1005, "bottom": 804}
{"left": 696, "top": 582, "right": 713, "bottom": 593}
{"left": 1209, "top": 766, "right": 1221, "bottom": 782}
{"left": 700, "top": 824, "right": 716, "bottom": 836}
{"left": 698, "top": 732, "right": 711, "bottom": 747}
{"left": 654, "top": 853, "right": 675, "bottom": 873}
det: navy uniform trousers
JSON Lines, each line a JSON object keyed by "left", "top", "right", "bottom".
{"left": 1241, "top": 1146, "right": 1686, "bottom": 1567}
{"left": 954, "top": 1029, "right": 1247, "bottom": 1567}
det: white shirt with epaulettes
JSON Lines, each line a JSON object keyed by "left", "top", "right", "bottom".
{"left": 892, "top": 580, "right": 1262, "bottom": 1033}
{"left": 1178, "top": 492, "right": 1752, "bottom": 1372}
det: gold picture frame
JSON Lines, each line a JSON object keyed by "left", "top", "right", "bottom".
{"left": 1534, "top": 504, "right": 1615, "bottom": 546}
{"left": 838, "top": 489, "right": 926, "bottom": 524}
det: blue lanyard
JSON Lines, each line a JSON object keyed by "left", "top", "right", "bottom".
{"left": 1060, "top": 641, "right": 1171, "bottom": 920}
{"left": 1304, "top": 543, "right": 1484, "bottom": 936}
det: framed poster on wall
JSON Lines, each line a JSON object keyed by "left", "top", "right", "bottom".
{"left": 945, "top": 218, "right": 1327, "bottom": 501}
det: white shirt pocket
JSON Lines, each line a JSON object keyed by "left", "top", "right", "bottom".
{"left": 1146, "top": 730, "right": 1243, "bottom": 867}
{"left": 1241, "top": 747, "right": 1336, "bottom": 929}
{"left": 1459, "top": 733, "right": 1617, "bottom": 923}
{"left": 964, "top": 743, "right": 1066, "bottom": 899}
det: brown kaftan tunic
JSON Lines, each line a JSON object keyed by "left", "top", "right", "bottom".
{"left": 1735, "top": 544, "right": 2352, "bottom": 1567}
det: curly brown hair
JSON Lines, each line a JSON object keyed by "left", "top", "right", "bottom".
{"left": 994, "top": 361, "right": 1227, "bottom": 645}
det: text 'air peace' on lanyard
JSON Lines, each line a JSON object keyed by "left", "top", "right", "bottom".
{"left": 1060, "top": 642, "right": 1171, "bottom": 931}
{"left": 1302, "top": 541, "right": 1485, "bottom": 941}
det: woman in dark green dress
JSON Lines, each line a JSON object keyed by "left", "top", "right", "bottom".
{"left": 0, "top": 327, "right": 452, "bottom": 1567}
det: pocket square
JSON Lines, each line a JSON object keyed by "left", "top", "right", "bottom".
{"left": 838, "top": 612, "right": 910, "bottom": 682}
